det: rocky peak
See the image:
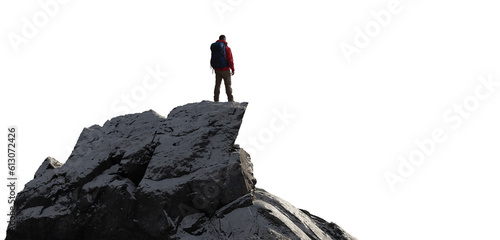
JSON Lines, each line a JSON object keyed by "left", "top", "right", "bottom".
{"left": 6, "top": 101, "right": 355, "bottom": 240}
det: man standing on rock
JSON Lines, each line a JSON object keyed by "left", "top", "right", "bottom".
{"left": 210, "top": 35, "right": 235, "bottom": 102}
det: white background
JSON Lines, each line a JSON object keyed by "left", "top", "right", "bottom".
{"left": 1, "top": 0, "right": 500, "bottom": 239}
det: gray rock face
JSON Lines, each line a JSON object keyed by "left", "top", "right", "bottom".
{"left": 6, "top": 101, "right": 356, "bottom": 240}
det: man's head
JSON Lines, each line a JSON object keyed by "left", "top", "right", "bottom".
{"left": 219, "top": 35, "right": 226, "bottom": 41}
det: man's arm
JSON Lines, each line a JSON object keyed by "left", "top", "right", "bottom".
{"left": 226, "top": 46, "right": 235, "bottom": 75}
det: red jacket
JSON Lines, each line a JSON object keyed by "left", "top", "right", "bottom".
{"left": 214, "top": 40, "right": 234, "bottom": 72}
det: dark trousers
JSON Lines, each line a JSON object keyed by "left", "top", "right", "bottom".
{"left": 214, "top": 70, "right": 233, "bottom": 102}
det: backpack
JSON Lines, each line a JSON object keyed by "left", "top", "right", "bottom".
{"left": 210, "top": 41, "right": 229, "bottom": 69}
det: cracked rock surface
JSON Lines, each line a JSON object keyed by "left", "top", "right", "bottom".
{"left": 6, "top": 101, "right": 356, "bottom": 240}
